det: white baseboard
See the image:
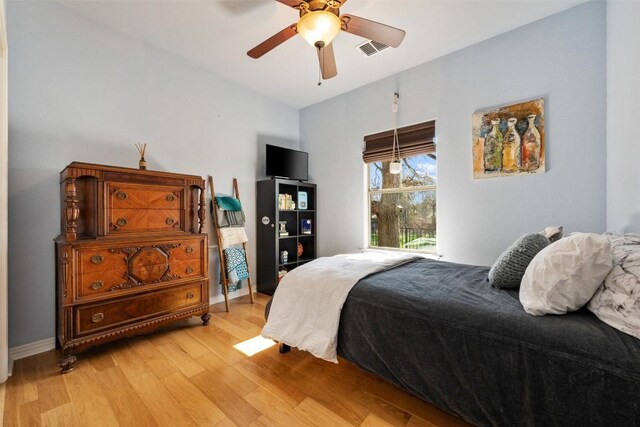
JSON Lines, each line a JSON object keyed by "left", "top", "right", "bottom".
{"left": 9, "top": 337, "right": 56, "bottom": 361}
{"left": 209, "top": 286, "right": 250, "bottom": 305}
{"left": 8, "top": 337, "right": 56, "bottom": 375}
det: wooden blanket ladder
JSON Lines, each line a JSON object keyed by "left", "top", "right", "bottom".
{"left": 208, "top": 176, "right": 255, "bottom": 312}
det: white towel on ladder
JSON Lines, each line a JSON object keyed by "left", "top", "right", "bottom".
{"left": 219, "top": 227, "right": 248, "bottom": 249}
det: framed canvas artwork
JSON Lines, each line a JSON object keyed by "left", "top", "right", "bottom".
{"left": 472, "top": 98, "right": 545, "bottom": 179}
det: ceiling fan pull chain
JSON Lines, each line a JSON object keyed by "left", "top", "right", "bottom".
{"left": 317, "top": 46, "right": 323, "bottom": 86}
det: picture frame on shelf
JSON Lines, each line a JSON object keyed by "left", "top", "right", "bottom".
{"left": 298, "top": 191, "right": 308, "bottom": 209}
{"left": 301, "top": 219, "right": 312, "bottom": 235}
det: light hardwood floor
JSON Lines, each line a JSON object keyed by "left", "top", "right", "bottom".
{"left": 3, "top": 293, "right": 470, "bottom": 427}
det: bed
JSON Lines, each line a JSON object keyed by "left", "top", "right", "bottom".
{"left": 266, "top": 258, "right": 640, "bottom": 426}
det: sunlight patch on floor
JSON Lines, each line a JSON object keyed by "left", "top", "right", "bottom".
{"left": 233, "top": 336, "right": 276, "bottom": 356}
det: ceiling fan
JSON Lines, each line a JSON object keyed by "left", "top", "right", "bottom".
{"left": 247, "top": 0, "right": 406, "bottom": 80}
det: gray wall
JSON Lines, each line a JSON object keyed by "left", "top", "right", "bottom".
{"left": 300, "top": 1, "right": 606, "bottom": 266}
{"left": 607, "top": 0, "right": 640, "bottom": 233}
{"left": 8, "top": 2, "right": 299, "bottom": 347}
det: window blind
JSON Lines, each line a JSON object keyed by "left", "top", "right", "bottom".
{"left": 362, "top": 120, "right": 436, "bottom": 163}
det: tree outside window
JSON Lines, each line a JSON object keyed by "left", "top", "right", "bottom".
{"left": 369, "top": 154, "right": 436, "bottom": 251}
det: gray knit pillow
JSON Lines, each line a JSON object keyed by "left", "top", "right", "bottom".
{"left": 489, "top": 233, "right": 550, "bottom": 289}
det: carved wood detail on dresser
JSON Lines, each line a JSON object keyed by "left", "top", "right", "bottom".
{"left": 55, "top": 162, "right": 209, "bottom": 374}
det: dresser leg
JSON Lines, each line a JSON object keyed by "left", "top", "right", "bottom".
{"left": 58, "top": 354, "right": 77, "bottom": 374}
{"left": 201, "top": 313, "right": 211, "bottom": 326}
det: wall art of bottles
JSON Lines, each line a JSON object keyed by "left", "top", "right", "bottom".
{"left": 472, "top": 98, "right": 545, "bottom": 179}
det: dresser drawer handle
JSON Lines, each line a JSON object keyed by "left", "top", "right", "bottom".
{"left": 91, "top": 313, "right": 104, "bottom": 323}
{"left": 186, "top": 266, "right": 194, "bottom": 274}
{"left": 91, "top": 255, "right": 104, "bottom": 264}
{"left": 166, "top": 217, "right": 176, "bottom": 225}
{"left": 185, "top": 246, "right": 193, "bottom": 254}
{"left": 116, "top": 191, "right": 128, "bottom": 200}
{"left": 166, "top": 194, "right": 176, "bottom": 202}
{"left": 117, "top": 218, "right": 128, "bottom": 227}
{"left": 186, "top": 292, "right": 194, "bottom": 299}
{"left": 90, "top": 281, "right": 104, "bottom": 290}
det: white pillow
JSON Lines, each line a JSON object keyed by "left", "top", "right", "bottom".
{"left": 588, "top": 233, "right": 640, "bottom": 339}
{"left": 519, "top": 233, "right": 613, "bottom": 315}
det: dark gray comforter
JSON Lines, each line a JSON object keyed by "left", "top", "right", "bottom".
{"left": 336, "top": 258, "right": 640, "bottom": 427}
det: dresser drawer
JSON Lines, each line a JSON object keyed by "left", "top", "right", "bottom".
{"left": 74, "top": 238, "right": 206, "bottom": 300}
{"left": 78, "top": 248, "right": 124, "bottom": 274}
{"left": 171, "top": 239, "right": 203, "bottom": 261}
{"left": 108, "top": 184, "right": 183, "bottom": 210}
{"left": 148, "top": 209, "right": 182, "bottom": 231}
{"left": 108, "top": 209, "right": 182, "bottom": 233}
{"left": 75, "top": 282, "right": 205, "bottom": 336}
{"left": 77, "top": 258, "right": 203, "bottom": 299}
{"left": 171, "top": 259, "right": 202, "bottom": 279}
{"left": 78, "top": 269, "right": 127, "bottom": 298}
{"left": 147, "top": 188, "right": 182, "bottom": 210}
{"left": 108, "top": 209, "right": 147, "bottom": 232}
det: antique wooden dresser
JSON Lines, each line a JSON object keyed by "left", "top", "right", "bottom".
{"left": 55, "top": 162, "right": 209, "bottom": 373}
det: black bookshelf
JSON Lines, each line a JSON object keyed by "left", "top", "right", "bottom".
{"left": 256, "top": 178, "right": 317, "bottom": 295}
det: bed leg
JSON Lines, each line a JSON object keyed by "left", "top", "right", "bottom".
{"left": 279, "top": 343, "right": 290, "bottom": 354}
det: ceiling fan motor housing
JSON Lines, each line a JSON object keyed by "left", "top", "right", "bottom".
{"left": 299, "top": 1, "right": 341, "bottom": 17}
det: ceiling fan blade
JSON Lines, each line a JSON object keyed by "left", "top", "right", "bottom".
{"left": 317, "top": 43, "right": 337, "bottom": 80}
{"left": 275, "top": 0, "right": 303, "bottom": 9}
{"left": 340, "top": 14, "right": 406, "bottom": 48}
{"left": 247, "top": 24, "right": 298, "bottom": 59}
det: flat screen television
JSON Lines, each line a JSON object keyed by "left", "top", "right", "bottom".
{"left": 266, "top": 144, "right": 309, "bottom": 181}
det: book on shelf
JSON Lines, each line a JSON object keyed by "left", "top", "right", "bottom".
{"left": 278, "top": 193, "right": 295, "bottom": 210}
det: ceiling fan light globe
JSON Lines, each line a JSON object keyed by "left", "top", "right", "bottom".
{"left": 297, "top": 11, "right": 341, "bottom": 48}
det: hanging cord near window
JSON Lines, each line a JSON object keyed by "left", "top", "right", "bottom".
{"left": 390, "top": 92, "right": 401, "bottom": 174}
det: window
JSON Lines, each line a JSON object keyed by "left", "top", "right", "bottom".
{"left": 363, "top": 121, "right": 436, "bottom": 252}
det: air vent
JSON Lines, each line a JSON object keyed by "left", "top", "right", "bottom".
{"left": 356, "top": 40, "right": 390, "bottom": 57}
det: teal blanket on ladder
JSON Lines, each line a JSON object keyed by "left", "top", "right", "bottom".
{"left": 214, "top": 196, "right": 245, "bottom": 227}
{"left": 223, "top": 247, "right": 250, "bottom": 292}
{"left": 216, "top": 196, "right": 242, "bottom": 212}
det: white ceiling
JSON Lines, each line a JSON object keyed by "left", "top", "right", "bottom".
{"left": 63, "top": 0, "right": 586, "bottom": 109}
